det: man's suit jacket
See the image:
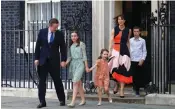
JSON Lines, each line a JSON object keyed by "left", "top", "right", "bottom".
{"left": 35, "top": 28, "right": 67, "bottom": 65}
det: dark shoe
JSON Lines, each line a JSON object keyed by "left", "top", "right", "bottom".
{"left": 37, "top": 103, "right": 46, "bottom": 108}
{"left": 120, "top": 96, "right": 125, "bottom": 98}
{"left": 60, "top": 101, "right": 65, "bottom": 106}
{"left": 113, "top": 90, "right": 118, "bottom": 94}
{"left": 136, "top": 91, "right": 140, "bottom": 96}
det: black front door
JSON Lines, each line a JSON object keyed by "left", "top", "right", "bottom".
{"left": 123, "top": 1, "right": 152, "bottom": 85}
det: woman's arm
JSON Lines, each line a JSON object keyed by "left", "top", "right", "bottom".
{"left": 81, "top": 42, "right": 89, "bottom": 71}
{"left": 109, "top": 28, "right": 115, "bottom": 56}
{"left": 127, "top": 29, "right": 132, "bottom": 51}
{"left": 66, "top": 48, "right": 71, "bottom": 65}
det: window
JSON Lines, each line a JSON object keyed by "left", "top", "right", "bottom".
{"left": 23, "top": 0, "right": 61, "bottom": 53}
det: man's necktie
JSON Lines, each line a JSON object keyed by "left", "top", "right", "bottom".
{"left": 50, "top": 32, "right": 54, "bottom": 43}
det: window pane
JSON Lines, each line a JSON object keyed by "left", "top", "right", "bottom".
{"left": 42, "top": 3, "right": 51, "bottom": 21}
{"left": 28, "top": 22, "right": 48, "bottom": 42}
{"left": 27, "top": 2, "right": 61, "bottom": 42}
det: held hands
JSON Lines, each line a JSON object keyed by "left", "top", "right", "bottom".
{"left": 60, "top": 61, "right": 66, "bottom": 67}
{"left": 86, "top": 67, "right": 91, "bottom": 73}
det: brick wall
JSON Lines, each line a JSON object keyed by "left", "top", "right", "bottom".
{"left": 1, "top": 1, "right": 26, "bottom": 82}
{"left": 61, "top": 1, "right": 92, "bottom": 81}
{"left": 1, "top": 1, "right": 92, "bottom": 88}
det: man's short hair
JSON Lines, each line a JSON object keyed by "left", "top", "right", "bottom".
{"left": 133, "top": 26, "right": 141, "bottom": 31}
{"left": 49, "top": 18, "right": 59, "bottom": 26}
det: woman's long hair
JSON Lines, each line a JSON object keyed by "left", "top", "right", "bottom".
{"left": 69, "top": 30, "right": 80, "bottom": 47}
{"left": 98, "top": 49, "right": 109, "bottom": 59}
{"left": 113, "top": 14, "right": 125, "bottom": 26}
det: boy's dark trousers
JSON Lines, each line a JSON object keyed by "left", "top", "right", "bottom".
{"left": 131, "top": 61, "right": 145, "bottom": 95}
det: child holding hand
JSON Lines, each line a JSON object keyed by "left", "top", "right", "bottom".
{"left": 88, "top": 49, "right": 112, "bottom": 106}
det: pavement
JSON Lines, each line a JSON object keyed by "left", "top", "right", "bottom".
{"left": 2, "top": 96, "right": 175, "bottom": 109}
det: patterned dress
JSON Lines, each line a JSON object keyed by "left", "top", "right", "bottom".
{"left": 108, "top": 26, "right": 133, "bottom": 84}
{"left": 94, "top": 59, "right": 109, "bottom": 89}
{"left": 68, "top": 42, "right": 87, "bottom": 82}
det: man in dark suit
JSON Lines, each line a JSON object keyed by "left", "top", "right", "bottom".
{"left": 34, "top": 18, "right": 67, "bottom": 108}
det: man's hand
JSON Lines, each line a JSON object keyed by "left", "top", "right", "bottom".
{"left": 138, "top": 60, "right": 144, "bottom": 66}
{"left": 61, "top": 61, "right": 66, "bottom": 67}
{"left": 34, "top": 60, "right": 39, "bottom": 66}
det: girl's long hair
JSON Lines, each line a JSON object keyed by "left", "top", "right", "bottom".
{"left": 98, "top": 49, "right": 109, "bottom": 59}
{"left": 69, "top": 30, "right": 80, "bottom": 47}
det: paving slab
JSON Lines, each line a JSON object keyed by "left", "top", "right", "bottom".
{"left": 2, "top": 96, "right": 175, "bottom": 109}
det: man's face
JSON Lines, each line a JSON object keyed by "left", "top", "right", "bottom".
{"left": 133, "top": 29, "right": 140, "bottom": 37}
{"left": 50, "top": 23, "right": 59, "bottom": 32}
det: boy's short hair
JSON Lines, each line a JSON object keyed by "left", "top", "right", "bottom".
{"left": 133, "top": 26, "right": 141, "bottom": 31}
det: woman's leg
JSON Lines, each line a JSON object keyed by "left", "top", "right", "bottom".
{"left": 78, "top": 81, "right": 86, "bottom": 105}
{"left": 69, "top": 81, "right": 79, "bottom": 105}
{"left": 113, "top": 81, "right": 118, "bottom": 94}
{"left": 119, "top": 82, "right": 125, "bottom": 97}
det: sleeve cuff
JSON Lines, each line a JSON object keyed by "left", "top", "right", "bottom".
{"left": 61, "top": 56, "right": 66, "bottom": 62}
{"left": 141, "top": 57, "right": 146, "bottom": 60}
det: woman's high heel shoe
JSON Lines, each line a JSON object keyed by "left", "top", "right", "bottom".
{"left": 79, "top": 101, "right": 86, "bottom": 106}
{"left": 67, "top": 103, "right": 75, "bottom": 108}
{"left": 120, "top": 96, "right": 125, "bottom": 98}
{"left": 113, "top": 90, "right": 118, "bottom": 94}
{"left": 119, "top": 88, "right": 125, "bottom": 98}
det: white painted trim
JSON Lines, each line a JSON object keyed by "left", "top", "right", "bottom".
{"left": 151, "top": 1, "right": 158, "bottom": 25}
{"left": 25, "top": 0, "right": 60, "bottom": 4}
{"left": 92, "top": 1, "right": 105, "bottom": 81}
{"left": 21, "top": 0, "right": 61, "bottom": 54}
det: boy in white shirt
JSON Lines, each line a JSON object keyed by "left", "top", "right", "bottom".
{"left": 130, "top": 26, "right": 147, "bottom": 96}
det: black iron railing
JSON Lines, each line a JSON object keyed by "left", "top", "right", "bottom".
{"left": 150, "top": 1, "right": 173, "bottom": 94}
{"left": 1, "top": 20, "right": 90, "bottom": 90}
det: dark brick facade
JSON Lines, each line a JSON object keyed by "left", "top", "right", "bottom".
{"left": 1, "top": 1, "right": 26, "bottom": 83}
{"left": 1, "top": 1, "right": 92, "bottom": 88}
{"left": 61, "top": 1, "right": 92, "bottom": 81}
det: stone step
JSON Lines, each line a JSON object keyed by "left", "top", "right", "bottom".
{"left": 67, "top": 91, "right": 145, "bottom": 104}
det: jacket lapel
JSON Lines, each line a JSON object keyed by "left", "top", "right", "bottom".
{"left": 45, "top": 28, "right": 49, "bottom": 46}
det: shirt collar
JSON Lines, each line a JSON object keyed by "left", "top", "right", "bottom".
{"left": 48, "top": 28, "right": 52, "bottom": 34}
{"left": 134, "top": 36, "right": 141, "bottom": 41}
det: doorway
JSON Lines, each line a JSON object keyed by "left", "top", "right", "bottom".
{"left": 123, "top": 1, "right": 152, "bottom": 85}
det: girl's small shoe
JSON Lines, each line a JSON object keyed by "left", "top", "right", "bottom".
{"left": 97, "top": 102, "right": 101, "bottom": 106}
{"left": 109, "top": 98, "right": 113, "bottom": 103}
{"left": 79, "top": 101, "right": 86, "bottom": 106}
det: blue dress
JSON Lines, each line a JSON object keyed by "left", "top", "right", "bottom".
{"left": 67, "top": 42, "right": 87, "bottom": 82}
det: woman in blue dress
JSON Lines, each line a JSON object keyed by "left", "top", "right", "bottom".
{"left": 66, "top": 31, "right": 89, "bottom": 108}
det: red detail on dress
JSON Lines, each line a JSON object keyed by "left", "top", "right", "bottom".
{"left": 112, "top": 72, "right": 133, "bottom": 84}
{"left": 113, "top": 31, "right": 122, "bottom": 51}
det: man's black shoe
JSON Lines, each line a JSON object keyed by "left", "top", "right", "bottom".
{"left": 60, "top": 101, "right": 65, "bottom": 106}
{"left": 37, "top": 103, "right": 46, "bottom": 108}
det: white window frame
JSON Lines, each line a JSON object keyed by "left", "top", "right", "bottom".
{"left": 17, "top": 0, "right": 61, "bottom": 53}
